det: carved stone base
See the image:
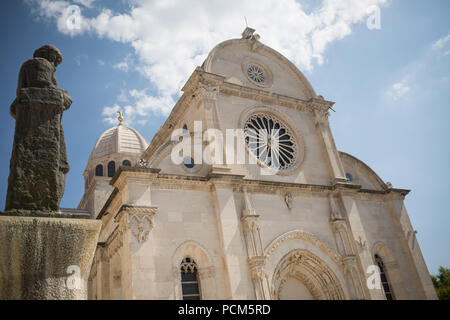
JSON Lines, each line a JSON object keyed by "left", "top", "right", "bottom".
{"left": 0, "top": 211, "right": 101, "bottom": 299}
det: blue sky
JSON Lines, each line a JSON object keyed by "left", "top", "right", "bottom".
{"left": 0, "top": 0, "right": 448, "bottom": 275}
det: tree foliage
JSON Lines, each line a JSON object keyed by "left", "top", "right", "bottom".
{"left": 431, "top": 266, "right": 450, "bottom": 300}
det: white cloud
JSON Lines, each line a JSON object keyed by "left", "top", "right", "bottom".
{"left": 102, "top": 89, "right": 174, "bottom": 125}
{"left": 113, "top": 54, "right": 134, "bottom": 72}
{"left": 73, "top": 0, "right": 95, "bottom": 8}
{"left": 97, "top": 59, "right": 105, "bottom": 66}
{"left": 387, "top": 80, "right": 411, "bottom": 101}
{"left": 27, "top": 0, "right": 390, "bottom": 120}
{"left": 432, "top": 33, "right": 450, "bottom": 51}
{"left": 117, "top": 89, "right": 128, "bottom": 103}
{"left": 114, "top": 61, "right": 129, "bottom": 72}
{"left": 102, "top": 104, "right": 122, "bottom": 125}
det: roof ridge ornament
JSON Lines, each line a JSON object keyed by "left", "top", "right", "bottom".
{"left": 117, "top": 110, "right": 124, "bottom": 125}
{"left": 241, "top": 27, "right": 260, "bottom": 41}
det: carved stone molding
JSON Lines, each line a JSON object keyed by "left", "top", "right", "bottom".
{"left": 191, "top": 83, "right": 219, "bottom": 108}
{"left": 272, "top": 249, "right": 345, "bottom": 300}
{"left": 265, "top": 230, "right": 344, "bottom": 270}
{"left": 248, "top": 256, "right": 267, "bottom": 281}
{"left": 342, "top": 255, "right": 367, "bottom": 300}
{"left": 241, "top": 214, "right": 260, "bottom": 232}
{"left": 107, "top": 227, "right": 123, "bottom": 259}
{"left": 172, "top": 266, "right": 181, "bottom": 281}
{"left": 342, "top": 255, "right": 358, "bottom": 273}
{"left": 313, "top": 108, "right": 330, "bottom": 124}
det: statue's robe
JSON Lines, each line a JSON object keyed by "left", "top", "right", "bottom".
{"left": 5, "top": 57, "right": 71, "bottom": 212}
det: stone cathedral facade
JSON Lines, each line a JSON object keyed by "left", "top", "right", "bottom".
{"left": 79, "top": 29, "right": 437, "bottom": 300}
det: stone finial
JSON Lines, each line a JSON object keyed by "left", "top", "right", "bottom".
{"left": 242, "top": 27, "right": 260, "bottom": 41}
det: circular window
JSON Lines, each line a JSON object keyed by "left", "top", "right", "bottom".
{"left": 243, "top": 113, "right": 297, "bottom": 171}
{"left": 247, "top": 64, "right": 265, "bottom": 84}
{"left": 183, "top": 157, "right": 195, "bottom": 169}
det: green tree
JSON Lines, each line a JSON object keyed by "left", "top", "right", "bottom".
{"left": 431, "top": 266, "right": 450, "bottom": 300}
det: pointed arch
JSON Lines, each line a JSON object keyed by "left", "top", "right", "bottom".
{"left": 371, "top": 242, "right": 405, "bottom": 299}
{"left": 264, "top": 230, "right": 349, "bottom": 300}
{"left": 172, "top": 241, "right": 216, "bottom": 300}
{"left": 272, "top": 249, "right": 345, "bottom": 300}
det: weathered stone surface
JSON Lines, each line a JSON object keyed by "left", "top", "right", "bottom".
{"left": 5, "top": 45, "right": 72, "bottom": 212}
{"left": 0, "top": 212, "right": 101, "bottom": 300}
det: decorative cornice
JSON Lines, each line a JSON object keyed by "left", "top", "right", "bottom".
{"left": 115, "top": 204, "right": 158, "bottom": 222}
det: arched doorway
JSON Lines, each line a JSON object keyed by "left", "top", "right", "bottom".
{"left": 273, "top": 249, "right": 345, "bottom": 300}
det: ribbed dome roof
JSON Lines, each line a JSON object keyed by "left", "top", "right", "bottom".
{"left": 90, "top": 124, "right": 149, "bottom": 160}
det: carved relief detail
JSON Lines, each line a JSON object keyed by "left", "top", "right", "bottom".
{"left": 285, "top": 192, "right": 293, "bottom": 210}
{"left": 272, "top": 249, "right": 345, "bottom": 300}
{"left": 265, "top": 230, "right": 344, "bottom": 270}
{"left": 128, "top": 214, "right": 154, "bottom": 243}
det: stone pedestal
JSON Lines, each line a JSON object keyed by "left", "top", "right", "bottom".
{"left": 0, "top": 211, "right": 101, "bottom": 300}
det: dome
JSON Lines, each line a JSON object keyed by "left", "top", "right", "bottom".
{"left": 90, "top": 124, "right": 149, "bottom": 160}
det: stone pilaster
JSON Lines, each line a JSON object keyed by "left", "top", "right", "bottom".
{"left": 311, "top": 99, "right": 347, "bottom": 184}
{"left": 240, "top": 187, "right": 270, "bottom": 300}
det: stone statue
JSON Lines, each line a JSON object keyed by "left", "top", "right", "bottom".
{"left": 5, "top": 45, "right": 72, "bottom": 212}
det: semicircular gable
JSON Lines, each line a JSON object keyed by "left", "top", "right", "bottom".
{"left": 339, "top": 151, "right": 387, "bottom": 191}
{"left": 202, "top": 38, "right": 316, "bottom": 100}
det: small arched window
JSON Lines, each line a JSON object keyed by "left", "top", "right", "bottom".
{"left": 375, "top": 254, "right": 394, "bottom": 300}
{"left": 95, "top": 164, "right": 103, "bottom": 177}
{"left": 346, "top": 173, "right": 353, "bottom": 182}
{"left": 107, "top": 161, "right": 115, "bottom": 177}
{"left": 183, "top": 124, "right": 188, "bottom": 132}
{"left": 180, "top": 257, "right": 201, "bottom": 300}
{"left": 122, "top": 160, "right": 131, "bottom": 167}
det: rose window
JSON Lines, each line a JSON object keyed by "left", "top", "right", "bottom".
{"left": 246, "top": 64, "right": 265, "bottom": 84}
{"left": 244, "top": 113, "right": 297, "bottom": 170}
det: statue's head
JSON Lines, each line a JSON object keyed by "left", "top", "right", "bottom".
{"left": 33, "top": 45, "right": 63, "bottom": 67}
